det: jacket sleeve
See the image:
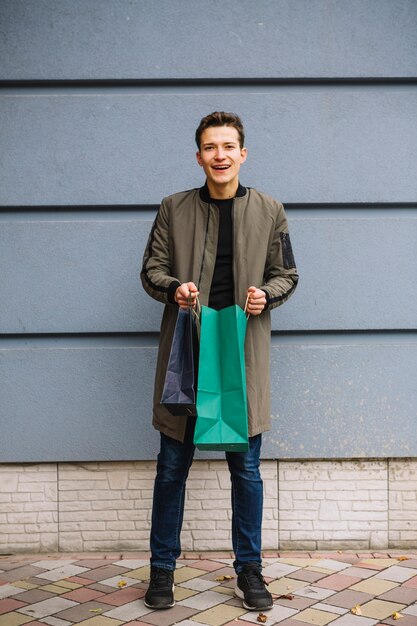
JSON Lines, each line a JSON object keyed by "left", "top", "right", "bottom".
{"left": 140, "top": 198, "right": 181, "bottom": 304}
{"left": 260, "top": 202, "right": 299, "bottom": 311}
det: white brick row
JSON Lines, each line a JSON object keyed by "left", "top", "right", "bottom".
{"left": 1, "top": 458, "right": 417, "bottom": 552}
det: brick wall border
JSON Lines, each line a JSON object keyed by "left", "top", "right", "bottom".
{"left": 1, "top": 459, "right": 416, "bottom": 553}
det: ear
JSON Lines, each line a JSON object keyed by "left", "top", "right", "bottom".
{"left": 196, "top": 151, "right": 203, "bottom": 166}
{"left": 240, "top": 147, "right": 248, "bottom": 164}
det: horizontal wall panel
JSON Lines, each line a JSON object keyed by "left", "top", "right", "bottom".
{"left": 1, "top": 215, "right": 416, "bottom": 333}
{"left": 1, "top": 339, "right": 415, "bottom": 462}
{"left": 1, "top": 0, "right": 417, "bottom": 80}
{"left": 1, "top": 89, "right": 417, "bottom": 205}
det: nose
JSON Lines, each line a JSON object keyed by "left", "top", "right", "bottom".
{"left": 215, "top": 148, "right": 226, "bottom": 160}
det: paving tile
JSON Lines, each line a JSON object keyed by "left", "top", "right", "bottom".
{"left": 263, "top": 562, "right": 303, "bottom": 578}
{"left": 65, "top": 575, "right": 96, "bottom": 585}
{"left": 31, "top": 561, "right": 76, "bottom": 571}
{"left": 210, "top": 585, "right": 234, "bottom": 596}
{"left": 187, "top": 560, "right": 226, "bottom": 572}
{"left": 377, "top": 585, "right": 417, "bottom": 604}
{"left": 54, "top": 599, "right": 116, "bottom": 621}
{"left": 10, "top": 589, "right": 54, "bottom": 604}
{"left": 374, "top": 566, "right": 417, "bottom": 583}
{"left": 74, "top": 560, "right": 113, "bottom": 569}
{"left": 268, "top": 577, "right": 308, "bottom": 595}
{"left": 381, "top": 614, "right": 417, "bottom": 626}
{"left": 123, "top": 622, "right": 158, "bottom": 626}
{"left": 98, "top": 575, "right": 143, "bottom": 589}
{"left": 173, "top": 586, "right": 199, "bottom": 601}
{"left": 356, "top": 560, "right": 398, "bottom": 570}
{"left": 102, "top": 599, "right": 153, "bottom": 621}
{"left": 40, "top": 617, "right": 73, "bottom": 626}
{"left": 187, "top": 603, "right": 246, "bottom": 626}
{"left": 178, "top": 590, "right": 229, "bottom": 610}
{"left": 295, "top": 607, "right": 339, "bottom": 624}
{"left": 137, "top": 604, "right": 199, "bottom": 625}
{"left": 278, "top": 620, "right": 330, "bottom": 626}
{"left": 32, "top": 559, "right": 74, "bottom": 569}
{"left": 313, "top": 604, "right": 348, "bottom": 615}
{"left": 51, "top": 580, "right": 82, "bottom": 590}
{"left": 359, "top": 599, "right": 406, "bottom": 619}
{"left": 324, "top": 589, "right": 375, "bottom": 610}
{"left": 272, "top": 595, "right": 317, "bottom": 610}
{"left": 0, "top": 566, "right": 48, "bottom": 583}
{"left": 35, "top": 565, "right": 89, "bottom": 582}
{"left": 60, "top": 586, "right": 106, "bottom": 602}
{"left": 69, "top": 617, "right": 124, "bottom": 626}
{"left": 39, "top": 585, "right": 68, "bottom": 595}
{"left": 295, "top": 586, "right": 336, "bottom": 600}
{"left": 314, "top": 574, "right": 362, "bottom": 591}
{"left": 96, "top": 586, "right": 146, "bottom": 606}
{"left": 175, "top": 567, "right": 212, "bottom": 583}
{"left": 0, "top": 584, "right": 27, "bottom": 600}
{"left": 81, "top": 565, "right": 131, "bottom": 582}
{"left": 112, "top": 560, "right": 149, "bottom": 570}
{"left": 315, "top": 560, "right": 352, "bottom": 572}
{"left": 0, "top": 615, "right": 33, "bottom": 626}
{"left": 328, "top": 616, "right": 378, "bottom": 625}
{"left": 17, "top": 597, "right": 78, "bottom": 619}
{"left": 0, "top": 598, "right": 28, "bottom": 614}
{"left": 403, "top": 576, "right": 417, "bottom": 589}
{"left": 200, "top": 567, "right": 236, "bottom": 582}
{"left": 348, "top": 579, "right": 398, "bottom": 595}
{"left": 0, "top": 560, "right": 31, "bottom": 572}
{"left": 238, "top": 604, "right": 298, "bottom": 623}
{"left": 281, "top": 559, "right": 322, "bottom": 568}
{"left": 403, "top": 602, "right": 417, "bottom": 615}
{"left": 339, "top": 568, "right": 377, "bottom": 580}
{"left": 121, "top": 566, "right": 150, "bottom": 581}
{"left": 287, "top": 569, "right": 329, "bottom": 583}
{"left": 179, "top": 577, "right": 219, "bottom": 591}
{"left": 13, "top": 581, "right": 40, "bottom": 590}
{"left": 86, "top": 582, "right": 119, "bottom": 593}
{"left": 391, "top": 559, "right": 417, "bottom": 569}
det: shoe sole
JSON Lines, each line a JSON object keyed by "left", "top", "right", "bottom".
{"left": 144, "top": 600, "right": 175, "bottom": 609}
{"left": 234, "top": 585, "right": 273, "bottom": 611}
{"left": 144, "top": 584, "right": 175, "bottom": 609}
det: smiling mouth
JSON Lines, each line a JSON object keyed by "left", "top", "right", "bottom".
{"left": 212, "top": 165, "right": 230, "bottom": 171}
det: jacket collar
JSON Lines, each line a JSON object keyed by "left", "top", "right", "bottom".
{"left": 199, "top": 181, "right": 247, "bottom": 203}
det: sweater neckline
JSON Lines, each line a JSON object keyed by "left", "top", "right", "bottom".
{"left": 199, "top": 181, "right": 247, "bottom": 203}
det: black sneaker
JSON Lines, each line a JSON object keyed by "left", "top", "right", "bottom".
{"left": 144, "top": 567, "right": 175, "bottom": 609}
{"left": 235, "top": 563, "right": 273, "bottom": 611}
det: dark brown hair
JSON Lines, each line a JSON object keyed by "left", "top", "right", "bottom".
{"left": 195, "top": 111, "right": 245, "bottom": 150}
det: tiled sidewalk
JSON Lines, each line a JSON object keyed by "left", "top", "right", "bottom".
{"left": 1, "top": 552, "right": 417, "bottom": 626}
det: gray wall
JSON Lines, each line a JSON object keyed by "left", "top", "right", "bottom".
{"left": 1, "top": 0, "right": 416, "bottom": 462}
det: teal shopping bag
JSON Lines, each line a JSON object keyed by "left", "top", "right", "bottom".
{"left": 194, "top": 304, "right": 249, "bottom": 452}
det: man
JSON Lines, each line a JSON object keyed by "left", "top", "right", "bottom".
{"left": 141, "top": 111, "right": 298, "bottom": 611}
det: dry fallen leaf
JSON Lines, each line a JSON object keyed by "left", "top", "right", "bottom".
{"left": 89, "top": 608, "right": 102, "bottom": 613}
{"left": 274, "top": 593, "right": 294, "bottom": 600}
{"left": 350, "top": 605, "right": 362, "bottom": 615}
{"left": 117, "top": 580, "right": 127, "bottom": 587}
{"left": 398, "top": 556, "right": 410, "bottom": 561}
{"left": 392, "top": 612, "right": 403, "bottom": 620}
{"left": 257, "top": 613, "right": 268, "bottom": 623}
{"left": 215, "top": 574, "right": 234, "bottom": 581}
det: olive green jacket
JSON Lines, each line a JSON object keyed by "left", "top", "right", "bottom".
{"left": 141, "top": 184, "right": 298, "bottom": 442}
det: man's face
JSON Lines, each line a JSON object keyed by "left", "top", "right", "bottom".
{"left": 196, "top": 126, "right": 247, "bottom": 191}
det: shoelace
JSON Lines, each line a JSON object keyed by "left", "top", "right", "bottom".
{"left": 149, "top": 568, "right": 172, "bottom": 587}
{"left": 242, "top": 567, "right": 269, "bottom": 589}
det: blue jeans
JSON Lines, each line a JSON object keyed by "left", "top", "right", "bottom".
{"left": 150, "top": 416, "right": 263, "bottom": 573}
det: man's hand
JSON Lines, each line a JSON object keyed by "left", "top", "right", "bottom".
{"left": 175, "top": 282, "right": 199, "bottom": 309}
{"left": 246, "top": 286, "right": 266, "bottom": 316}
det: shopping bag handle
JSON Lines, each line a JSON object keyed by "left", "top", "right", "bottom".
{"left": 188, "top": 293, "right": 201, "bottom": 320}
{"left": 244, "top": 293, "right": 250, "bottom": 320}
